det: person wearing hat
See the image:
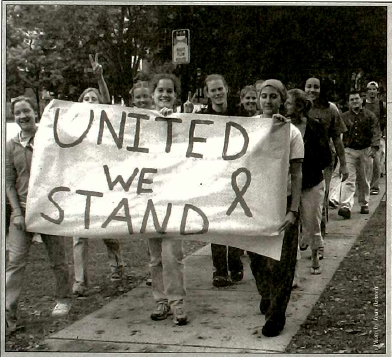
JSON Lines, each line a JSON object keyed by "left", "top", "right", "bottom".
{"left": 248, "top": 79, "right": 304, "bottom": 337}
{"left": 363, "top": 81, "right": 386, "bottom": 196}
{"left": 73, "top": 55, "right": 124, "bottom": 296}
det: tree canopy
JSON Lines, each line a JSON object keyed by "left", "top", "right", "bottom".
{"left": 6, "top": 4, "right": 387, "bottom": 107}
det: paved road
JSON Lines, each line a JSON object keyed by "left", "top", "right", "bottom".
{"left": 42, "top": 180, "right": 385, "bottom": 355}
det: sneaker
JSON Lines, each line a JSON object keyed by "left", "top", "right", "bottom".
{"left": 318, "top": 246, "right": 324, "bottom": 260}
{"left": 72, "top": 285, "right": 88, "bottom": 297}
{"left": 338, "top": 207, "right": 351, "bottom": 219}
{"left": 212, "top": 275, "right": 233, "bottom": 287}
{"left": 172, "top": 305, "right": 188, "bottom": 325}
{"left": 360, "top": 206, "right": 369, "bottom": 214}
{"left": 150, "top": 303, "right": 172, "bottom": 321}
{"left": 51, "top": 302, "right": 71, "bottom": 318}
{"left": 370, "top": 188, "right": 379, "bottom": 195}
{"left": 299, "top": 243, "right": 309, "bottom": 251}
{"left": 230, "top": 270, "right": 244, "bottom": 283}
{"left": 146, "top": 278, "right": 152, "bottom": 286}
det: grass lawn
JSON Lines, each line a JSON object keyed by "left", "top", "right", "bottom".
{"left": 286, "top": 201, "right": 387, "bottom": 354}
{"left": 4, "top": 236, "right": 206, "bottom": 352}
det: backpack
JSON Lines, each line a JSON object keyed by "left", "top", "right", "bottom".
{"left": 363, "top": 99, "right": 386, "bottom": 133}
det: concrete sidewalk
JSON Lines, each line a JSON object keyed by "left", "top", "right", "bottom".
{"left": 43, "top": 180, "right": 385, "bottom": 354}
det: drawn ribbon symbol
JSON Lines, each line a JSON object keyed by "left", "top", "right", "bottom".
{"left": 226, "top": 168, "right": 253, "bottom": 217}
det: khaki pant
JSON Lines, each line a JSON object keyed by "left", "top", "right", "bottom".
{"left": 73, "top": 237, "right": 123, "bottom": 289}
{"left": 149, "top": 237, "right": 186, "bottom": 307}
{"left": 340, "top": 147, "right": 372, "bottom": 210}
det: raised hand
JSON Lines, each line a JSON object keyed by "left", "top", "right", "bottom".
{"left": 89, "top": 53, "right": 103, "bottom": 78}
{"left": 184, "top": 91, "right": 195, "bottom": 113}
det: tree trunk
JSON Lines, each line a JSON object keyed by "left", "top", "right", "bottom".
{"left": 33, "top": 87, "right": 41, "bottom": 121}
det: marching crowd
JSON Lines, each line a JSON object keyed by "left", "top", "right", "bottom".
{"left": 6, "top": 54, "right": 385, "bottom": 338}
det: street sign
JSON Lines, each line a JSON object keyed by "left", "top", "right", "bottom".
{"left": 172, "top": 29, "right": 190, "bottom": 64}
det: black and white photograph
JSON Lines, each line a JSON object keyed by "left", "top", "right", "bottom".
{"left": 2, "top": 2, "right": 389, "bottom": 355}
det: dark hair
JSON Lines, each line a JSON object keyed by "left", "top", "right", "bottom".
{"left": 150, "top": 73, "right": 181, "bottom": 97}
{"left": 11, "top": 96, "right": 37, "bottom": 115}
{"left": 78, "top": 88, "right": 103, "bottom": 103}
{"left": 347, "top": 90, "right": 361, "bottom": 100}
{"left": 316, "top": 77, "right": 335, "bottom": 108}
{"left": 287, "top": 89, "right": 313, "bottom": 115}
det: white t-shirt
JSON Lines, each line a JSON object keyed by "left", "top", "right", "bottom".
{"left": 287, "top": 124, "right": 304, "bottom": 195}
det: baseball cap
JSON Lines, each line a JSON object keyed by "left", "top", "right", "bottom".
{"left": 367, "top": 81, "right": 378, "bottom": 89}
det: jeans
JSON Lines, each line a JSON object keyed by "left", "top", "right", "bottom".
{"left": 149, "top": 237, "right": 186, "bottom": 307}
{"left": 211, "top": 244, "right": 244, "bottom": 277}
{"left": 73, "top": 237, "right": 123, "bottom": 289}
{"left": 6, "top": 211, "right": 71, "bottom": 320}
{"left": 299, "top": 180, "right": 325, "bottom": 251}
{"left": 340, "top": 147, "right": 372, "bottom": 210}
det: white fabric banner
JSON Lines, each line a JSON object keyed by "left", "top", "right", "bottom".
{"left": 26, "top": 100, "right": 290, "bottom": 260}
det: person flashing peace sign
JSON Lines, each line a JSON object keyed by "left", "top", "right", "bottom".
{"left": 78, "top": 53, "right": 111, "bottom": 104}
{"left": 72, "top": 54, "right": 124, "bottom": 297}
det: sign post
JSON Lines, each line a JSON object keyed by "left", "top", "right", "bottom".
{"left": 172, "top": 29, "right": 190, "bottom": 65}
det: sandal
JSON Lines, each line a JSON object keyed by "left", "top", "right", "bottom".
{"left": 311, "top": 250, "right": 321, "bottom": 275}
{"left": 300, "top": 243, "right": 309, "bottom": 251}
{"left": 318, "top": 247, "right": 324, "bottom": 260}
{"left": 310, "top": 266, "right": 322, "bottom": 275}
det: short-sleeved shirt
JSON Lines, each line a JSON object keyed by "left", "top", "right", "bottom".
{"left": 364, "top": 99, "right": 386, "bottom": 134}
{"left": 308, "top": 102, "right": 347, "bottom": 139}
{"left": 287, "top": 124, "right": 304, "bottom": 196}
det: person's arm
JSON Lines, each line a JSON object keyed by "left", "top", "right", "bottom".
{"left": 279, "top": 159, "right": 302, "bottom": 233}
{"left": 5, "top": 141, "right": 25, "bottom": 230}
{"left": 330, "top": 104, "right": 349, "bottom": 181}
{"left": 370, "top": 111, "right": 381, "bottom": 158}
{"left": 90, "top": 54, "right": 111, "bottom": 104}
{"left": 332, "top": 135, "right": 348, "bottom": 181}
